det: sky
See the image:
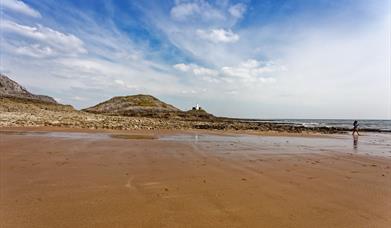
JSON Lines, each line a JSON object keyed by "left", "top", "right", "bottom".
{"left": 0, "top": 0, "right": 390, "bottom": 119}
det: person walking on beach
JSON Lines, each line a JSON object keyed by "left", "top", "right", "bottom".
{"left": 352, "top": 120, "right": 360, "bottom": 136}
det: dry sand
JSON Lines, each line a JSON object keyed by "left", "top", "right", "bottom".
{"left": 1, "top": 128, "right": 390, "bottom": 227}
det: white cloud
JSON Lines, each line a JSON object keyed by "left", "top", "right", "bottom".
{"left": 72, "top": 96, "right": 87, "bottom": 101}
{"left": 141, "top": 1, "right": 247, "bottom": 67}
{"left": 221, "top": 59, "right": 280, "bottom": 81}
{"left": 170, "top": 1, "right": 224, "bottom": 21}
{"left": 196, "top": 28, "right": 239, "bottom": 43}
{"left": 0, "top": 0, "right": 41, "bottom": 18}
{"left": 1, "top": 20, "right": 86, "bottom": 55}
{"left": 228, "top": 3, "right": 246, "bottom": 18}
{"left": 170, "top": 2, "right": 200, "bottom": 20}
{"left": 114, "top": 79, "right": 138, "bottom": 89}
{"left": 180, "top": 89, "right": 197, "bottom": 94}
{"left": 173, "top": 63, "right": 218, "bottom": 77}
{"left": 192, "top": 66, "right": 218, "bottom": 76}
{"left": 174, "top": 60, "right": 279, "bottom": 85}
{"left": 173, "top": 63, "right": 191, "bottom": 72}
{"left": 13, "top": 44, "right": 54, "bottom": 58}
{"left": 114, "top": 79, "right": 125, "bottom": 86}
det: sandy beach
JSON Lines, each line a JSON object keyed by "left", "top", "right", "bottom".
{"left": 1, "top": 128, "right": 390, "bottom": 227}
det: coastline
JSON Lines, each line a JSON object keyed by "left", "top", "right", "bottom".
{"left": 0, "top": 97, "right": 343, "bottom": 134}
{"left": 2, "top": 97, "right": 389, "bottom": 134}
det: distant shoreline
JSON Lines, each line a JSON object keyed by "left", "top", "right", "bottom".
{"left": 219, "top": 117, "right": 391, "bottom": 133}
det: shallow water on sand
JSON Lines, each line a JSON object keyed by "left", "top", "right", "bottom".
{"left": 160, "top": 133, "right": 391, "bottom": 158}
{"left": 0, "top": 131, "right": 155, "bottom": 140}
{"left": 1, "top": 130, "right": 390, "bottom": 157}
{"left": 0, "top": 131, "right": 110, "bottom": 140}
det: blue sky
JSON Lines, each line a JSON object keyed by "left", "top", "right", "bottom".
{"left": 0, "top": 0, "right": 390, "bottom": 119}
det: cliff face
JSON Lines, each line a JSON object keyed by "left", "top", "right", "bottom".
{"left": 0, "top": 74, "right": 57, "bottom": 103}
{"left": 0, "top": 74, "right": 74, "bottom": 112}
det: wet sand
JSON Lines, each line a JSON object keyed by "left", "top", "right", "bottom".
{"left": 1, "top": 128, "right": 390, "bottom": 227}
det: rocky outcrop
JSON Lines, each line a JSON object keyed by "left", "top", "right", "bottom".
{"left": 179, "top": 109, "right": 215, "bottom": 120}
{"left": 83, "top": 94, "right": 182, "bottom": 118}
{"left": 83, "top": 94, "right": 217, "bottom": 120}
{"left": 0, "top": 74, "right": 57, "bottom": 103}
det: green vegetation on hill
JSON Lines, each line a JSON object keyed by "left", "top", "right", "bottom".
{"left": 107, "top": 95, "right": 170, "bottom": 108}
{"left": 0, "top": 97, "right": 74, "bottom": 112}
{"left": 83, "top": 94, "right": 181, "bottom": 118}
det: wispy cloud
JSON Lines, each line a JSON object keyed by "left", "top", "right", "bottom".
{"left": 136, "top": 0, "right": 249, "bottom": 69}
{"left": 196, "top": 28, "right": 239, "bottom": 43}
{"left": 170, "top": 1, "right": 224, "bottom": 21}
{"left": 173, "top": 63, "right": 218, "bottom": 76}
{"left": 173, "top": 59, "right": 281, "bottom": 83}
{"left": 1, "top": 19, "right": 86, "bottom": 57}
{"left": 228, "top": 3, "right": 246, "bottom": 18}
{"left": 221, "top": 59, "right": 281, "bottom": 81}
{"left": 0, "top": 0, "right": 41, "bottom": 18}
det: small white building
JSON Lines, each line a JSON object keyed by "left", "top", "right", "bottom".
{"left": 192, "top": 104, "right": 201, "bottom": 111}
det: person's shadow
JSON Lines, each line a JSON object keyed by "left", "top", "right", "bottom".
{"left": 353, "top": 134, "right": 358, "bottom": 150}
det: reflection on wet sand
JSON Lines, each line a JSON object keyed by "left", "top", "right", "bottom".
{"left": 161, "top": 133, "right": 390, "bottom": 157}
{"left": 353, "top": 134, "right": 358, "bottom": 150}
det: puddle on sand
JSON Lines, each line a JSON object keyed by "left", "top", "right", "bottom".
{"left": 0, "top": 131, "right": 45, "bottom": 136}
{"left": 160, "top": 134, "right": 240, "bottom": 143}
{"left": 0, "top": 131, "right": 109, "bottom": 140}
{"left": 110, "top": 134, "right": 156, "bottom": 140}
{"left": 0, "top": 131, "right": 156, "bottom": 140}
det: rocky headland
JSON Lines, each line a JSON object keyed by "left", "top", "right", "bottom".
{"left": 0, "top": 74, "right": 58, "bottom": 103}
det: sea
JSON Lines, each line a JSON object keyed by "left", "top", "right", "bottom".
{"left": 248, "top": 119, "right": 391, "bottom": 132}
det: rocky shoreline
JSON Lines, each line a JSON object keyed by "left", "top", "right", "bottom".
{"left": 0, "top": 97, "right": 346, "bottom": 134}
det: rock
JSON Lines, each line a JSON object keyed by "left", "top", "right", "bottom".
{"left": 83, "top": 94, "right": 180, "bottom": 118}
{"left": 0, "top": 74, "right": 57, "bottom": 104}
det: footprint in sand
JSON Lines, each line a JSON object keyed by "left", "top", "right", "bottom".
{"left": 125, "top": 176, "right": 135, "bottom": 190}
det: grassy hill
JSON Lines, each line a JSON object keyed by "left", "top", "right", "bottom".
{"left": 83, "top": 94, "right": 182, "bottom": 118}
